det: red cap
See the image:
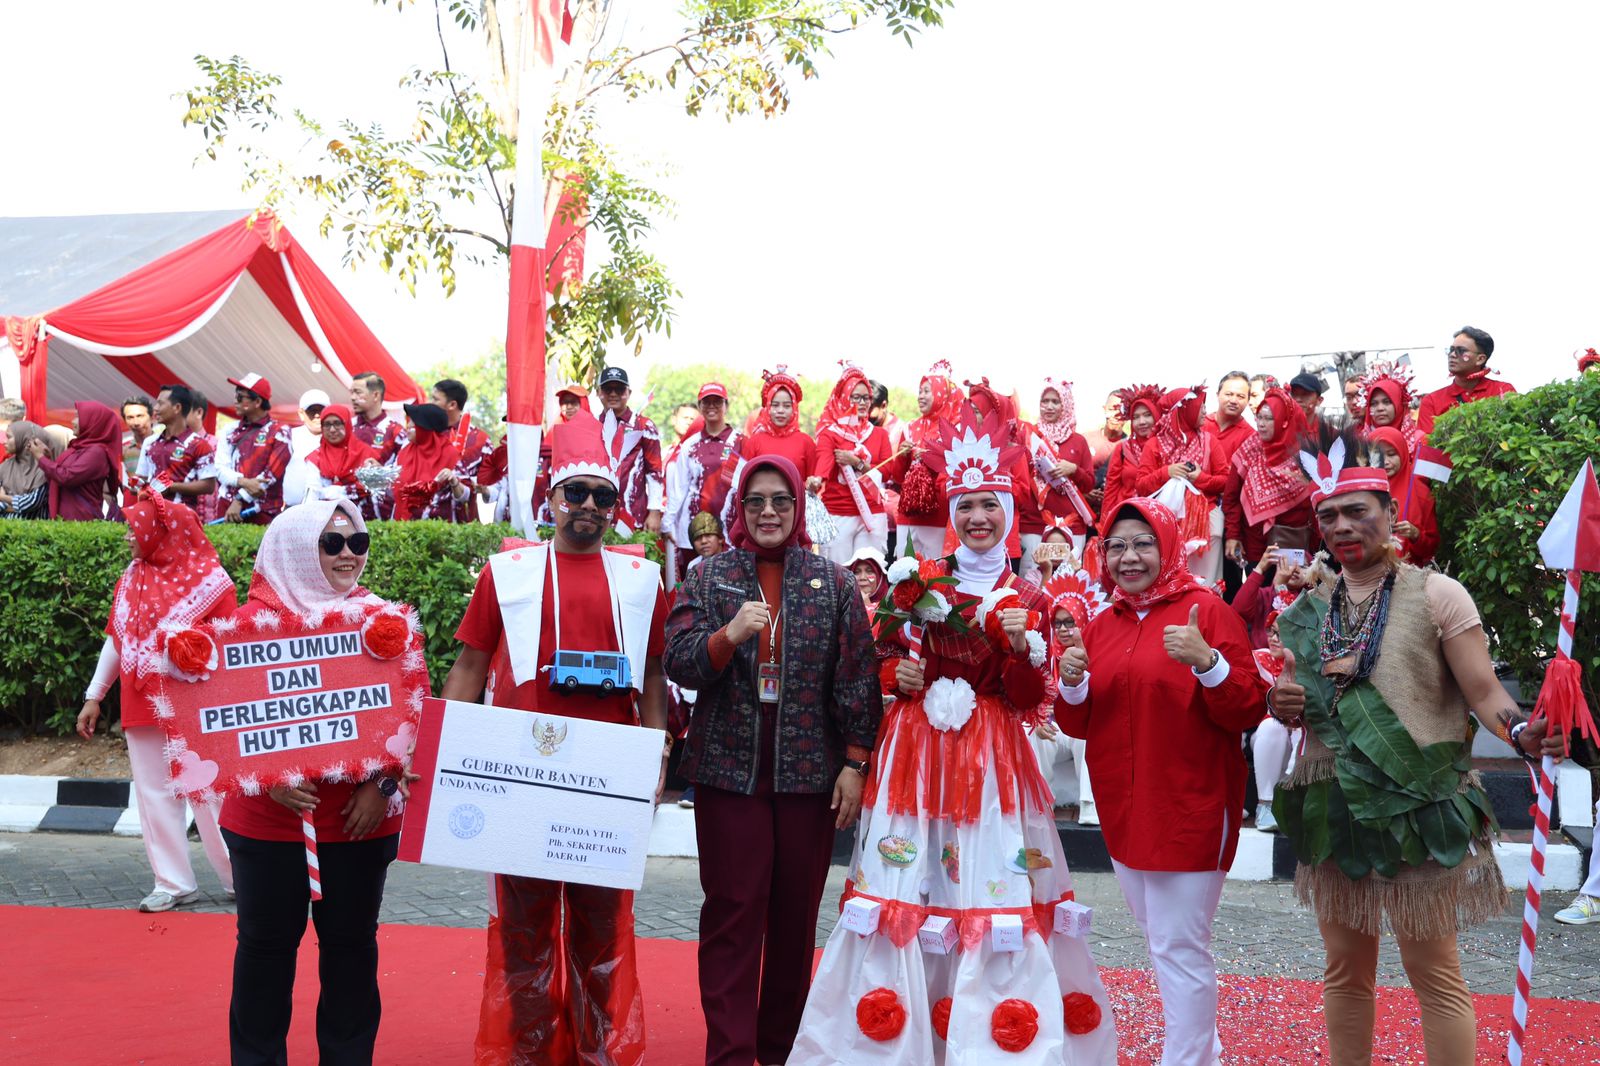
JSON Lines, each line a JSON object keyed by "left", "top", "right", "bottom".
{"left": 227, "top": 373, "right": 272, "bottom": 402}
{"left": 548, "top": 408, "right": 617, "bottom": 490}
{"left": 698, "top": 382, "right": 727, "bottom": 402}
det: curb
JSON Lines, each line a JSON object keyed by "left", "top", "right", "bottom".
{"left": 5, "top": 775, "right": 1588, "bottom": 889}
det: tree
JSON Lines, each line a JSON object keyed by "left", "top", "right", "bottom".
{"left": 419, "top": 342, "right": 509, "bottom": 429}
{"left": 183, "top": 0, "right": 951, "bottom": 386}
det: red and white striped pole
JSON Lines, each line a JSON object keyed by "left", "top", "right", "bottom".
{"left": 1508, "top": 571, "right": 1580, "bottom": 1066}
{"left": 902, "top": 621, "right": 924, "bottom": 662}
{"left": 302, "top": 808, "right": 323, "bottom": 902}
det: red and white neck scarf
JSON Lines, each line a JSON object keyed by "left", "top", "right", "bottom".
{"left": 1106, "top": 497, "right": 1211, "bottom": 613}
{"left": 1232, "top": 388, "right": 1312, "bottom": 528}
{"left": 1036, "top": 378, "right": 1077, "bottom": 447}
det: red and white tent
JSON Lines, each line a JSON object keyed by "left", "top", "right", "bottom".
{"left": 1, "top": 209, "right": 422, "bottom": 424}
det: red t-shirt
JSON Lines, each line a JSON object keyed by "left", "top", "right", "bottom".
{"left": 455, "top": 550, "right": 667, "bottom": 724}
{"left": 1201, "top": 415, "right": 1254, "bottom": 465}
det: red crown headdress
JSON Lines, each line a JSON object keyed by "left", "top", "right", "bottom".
{"left": 918, "top": 397, "right": 1024, "bottom": 496}
{"left": 1577, "top": 348, "right": 1600, "bottom": 372}
{"left": 1116, "top": 384, "right": 1164, "bottom": 423}
{"left": 761, "top": 365, "right": 803, "bottom": 407}
{"left": 1358, "top": 360, "right": 1415, "bottom": 410}
{"left": 1042, "top": 569, "right": 1111, "bottom": 631}
{"left": 1298, "top": 436, "right": 1387, "bottom": 506}
{"left": 548, "top": 407, "right": 617, "bottom": 489}
{"left": 924, "top": 358, "right": 954, "bottom": 382}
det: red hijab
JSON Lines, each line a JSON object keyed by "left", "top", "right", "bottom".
{"left": 1153, "top": 386, "right": 1208, "bottom": 466}
{"left": 727, "top": 455, "right": 811, "bottom": 561}
{"left": 750, "top": 370, "right": 803, "bottom": 438}
{"left": 52, "top": 400, "right": 122, "bottom": 517}
{"left": 307, "top": 404, "right": 379, "bottom": 481}
{"left": 1362, "top": 378, "right": 1420, "bottom": 448}
{"left": 397, "top": 423, "right": 461, "bottom": 488}
{"left": 1367, "top": 426, "right": 1414, "bottom": 495}
{"left": 908, "top": 367, "right": 963, "bottom": 446}
{"left": 1231, "top": 387, "right": 1312, "bottom": 527}
{"left": 815, "top": 366, "right": 874, "bottom": 449}
{"left": 1104, "top": 497, "right": 1209, "bottom": 612}
{"left": 111, "top": 495, "right": 236, "bottom": 691}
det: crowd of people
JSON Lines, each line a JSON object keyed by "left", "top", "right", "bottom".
{"left": 32, "top": 325, "right": 1600, "bottom": 1066}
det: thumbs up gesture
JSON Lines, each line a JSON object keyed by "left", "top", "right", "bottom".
{"left": 1270, "top": 648, "right": 1306, "bottom": 721}
{"left": 1163, "top": 603, "right": 1215, "bottom": 670}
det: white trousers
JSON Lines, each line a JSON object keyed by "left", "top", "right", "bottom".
{"left": 1112, "top": 861, "right": 1226, "bottom": 1066}
{"left": 1584, "top": 799, "right": 1600, "bottom": 897}
{"left": 825, "top": 512, "right": 889, "bottom": 565}
{"left": 1070, "top": 737, "right": 1095, "bottom": 814}
{"left": 1187, "top": 508, "right": 1225, "bottom": 587}
{"left": 126, "top": 726, "right": 233, "bottom": 896}
{"left": 897, "top": 522, "right": 947, "bottom": 561}
{"left": 1252, "top": 718, "right": 1299, "bottom": 806}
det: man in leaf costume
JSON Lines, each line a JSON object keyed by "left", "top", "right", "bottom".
{"left": 1268, "top": 435, "right": 1564, "bottom": 1064}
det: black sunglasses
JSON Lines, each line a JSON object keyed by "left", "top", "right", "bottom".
{"left": 562, "top": 482, "right": 619, "bottom": 509}
{"left": 319, "top": 531, "right": 370, "bottom": 556}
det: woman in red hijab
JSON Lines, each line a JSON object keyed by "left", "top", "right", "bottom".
{"left": 1101, "top": 384, "right": 1162, "bottom": 526}
{"left": 1057, "top": 497, "right": 1265, "bottom": 1065}
{"left": 1368, "top": 426, "right": 1439, "bottom": 566}
{"left": 34, "top": 400, "right": 123, "bottom": 520}
{"left": 1222, "top": 386, "right": 1315, "bottom": 566}
{"left": 883, "top": 360, "right": 964, "bottom": 560}
{"left": 809, "top": 363, "right": 892, "bottom": 566}
{"left": 740, "top": 366, "right": 816, "bottom": 473}
{"left": 77, "top": 493, "right": 237, "bottom": 911}
{"left": 1134, "top": 386, "right": 1229, "bottom": 586}
{"left": 305, "top": 404, "right": 381, "bottom": 505}
{"left": 664, "top": 454, "right": 882, "bottom": 1066}
{"left": 391, "top": 402, "right": 463, "bottom": 520}
{"left": 1359, "top": 362, "right": 1422, "bottom": 451}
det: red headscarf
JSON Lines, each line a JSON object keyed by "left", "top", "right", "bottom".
{"left": 1367, "top": 426, "right": 1413, "bottom": 495}
{"left": 1103, "top": 497, "right": 1209, "bottom": 612}
{"left": 1231, "top": 387, "right": 1312, "bottom": 527}
{"left": 1362, "top": 377, "right": 1420, "bottom": 449}
{"left": 749, "top": 368, "right": 803, "bottom": 439}
{"left": 111, "top": 494, "right": 236, "bottom": 692}
{"left": 53, "top": 400, "right": 122, "bottom": 517}
{"left": 1115, "top": 384, "right": 1163, "bottom": 467}
{"left": 397, "top": 422, "right": 461, "bottom": 488}
{"left": 1153, "top": 386, "right": 1209, "bottom": 467}
{"left": 1037, "top": 378, "right": 1078, "bottom": 445}
{"left": 816, "top": 365, "right": 872, "bottom": 437}
{"left": 307, "top": 404, "right": 379, "bottom": 482}
{"left": 726, "top": 455, "right": 812, "bottom": 561}
{"left": 907, "top": 363, "right": 963, "bottom": 447}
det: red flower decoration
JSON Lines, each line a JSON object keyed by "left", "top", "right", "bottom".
{"left": 856, "top": 988, "right": 907, "bottom": 1042}
{"left": 363, "top": 612, "right": 410, "bottom": 660}
{"left": 931, "top": 997, "right": 952, "bottom": 1041}
{"left": 168, "top": 629, "right": 215, "bottom": 676}
{"left": 918, "top": 558, "right": 946, "bottom": 583}
{"left": 991, "top": 999, "right": 1039, "bottom": 1053}
{"left": 1062, "top": 992, "right": 1102, "bottom": 1035}
{"left": 892, "top": 580, "right": 925, "bottom": 613}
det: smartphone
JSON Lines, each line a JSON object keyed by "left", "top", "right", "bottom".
{"left": 1035, "top": 542, "right": 1073, "bottom": 563}
{"left": 1276, "top": 548, "right": 1308, "bottom": 568}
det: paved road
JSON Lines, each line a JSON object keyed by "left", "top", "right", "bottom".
{"left": 4, "top": 831, "right": 1598, "bottom": 1001}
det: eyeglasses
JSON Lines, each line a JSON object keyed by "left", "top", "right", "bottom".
{"left": 850, "top": 392, "right": 872, "bottom": 405}
{"left": 1446, "top": 345, "right": 1473, "bottom": 357}
{"left": 1051, "top": 617, "right": 1077, "bottom": 630}
{"left": 561, "top": 482, "right": 619, "bottom": 508}
{"left": 742, "top": 493, "right": 796, "bottom": 513}
{"left": 1102, "top": 535, "right": 1159, "bottom": 557}
{"left": 599, "top": 384, "right": 627, "bottom": 395}
{"left": 319, "top": 531, "right": 370, "bottom": 556}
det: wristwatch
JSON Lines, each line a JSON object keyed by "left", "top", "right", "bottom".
{"left": 843, "top": 758, "right": 869, "bottom": 776}
{"left": 376, "top": 776, "right": 399, "bottom": 797}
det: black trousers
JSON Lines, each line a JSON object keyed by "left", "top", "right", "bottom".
{"left": 223, "top": 828, "right": 399, "bottom": 1066}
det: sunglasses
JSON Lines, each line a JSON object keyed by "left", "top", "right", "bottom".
{"left": 741, "top": 493, "right": 796, "bottom": 513}
{"left": 562, "top": 482, "right": 619, "bottom": 509}
{"left": 1446, "top": 345, "right": 1474, "bottom": 357}
{"left": 319, "top": 531, "right": 370, "bottom": 556}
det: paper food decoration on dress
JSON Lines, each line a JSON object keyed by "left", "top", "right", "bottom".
{"left": 154, "top": 601, "right": 429, "bottom": 802}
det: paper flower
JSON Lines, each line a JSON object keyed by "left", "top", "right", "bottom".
{"left": 931, "top": 997, "right": 953, "bottom": 1041}
{"left": 923, "top": 676, "right": 976, "bottom": 732}
{"left": 856, "top": 988, "right": 907, "bottom": 1042}
{"left": 991, "top": 999, "right": 1040, "bottom": 1052}
{"left": 362, "top": 611, "right": 410, "bottom": 660}
{"left": 165, "top": 629, "right": 217, "bottom": 680}
{"left": 892, "top": 580, "right": 925, "bottom": 612}
{"left": 1062, "top": 992, "right": 1103, "bottom": 1035}
{"left": 1024, "top": 630, "right": 1047, "bottom": 668}
{"left": 920, "top": 590, "right": 952, "bottom": 623}
{"left": 887, "top": 556, "right": 920, "bottom": 585}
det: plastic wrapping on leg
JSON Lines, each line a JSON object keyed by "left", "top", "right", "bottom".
{"left": 564, "top": 884, "right": 646, "bottom": 1066}
{"left": 475, "top": 875, "right": 574, "bottom": 1066}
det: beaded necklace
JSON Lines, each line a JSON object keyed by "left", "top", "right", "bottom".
{"left": 1319, "top": 570, "right": 1396, "bottom": 696}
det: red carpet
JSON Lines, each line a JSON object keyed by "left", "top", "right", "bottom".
{"left": 3, "top": 904, "right": 1597, "bottom": 1064}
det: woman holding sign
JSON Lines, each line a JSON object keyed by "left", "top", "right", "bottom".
{"left": 219, "top": 499, "right": 407, "bottom": 1066}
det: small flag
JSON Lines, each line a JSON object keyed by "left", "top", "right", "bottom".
{"left": 1413, "top": 444, "right": 1453, "bottom": 483}
{"left": 1538, "top": 459, "right": 1600, "bottom": 573}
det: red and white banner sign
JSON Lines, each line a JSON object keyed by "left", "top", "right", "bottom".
{"left": 154, "top": 604, "right": 430, "bottom": 800}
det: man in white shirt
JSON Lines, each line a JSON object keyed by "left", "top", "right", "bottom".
{"left": 281, "top": 388, "right": 330, "bottom": 508}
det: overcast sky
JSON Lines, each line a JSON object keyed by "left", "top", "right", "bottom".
{"left": 4, "top": 1, "right": 1598, "bottom": 415}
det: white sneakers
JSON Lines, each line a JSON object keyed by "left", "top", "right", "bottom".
{"left": 1078, "top": 800, "right": 1099, "bottom": 826}
{"left": 138, "top": 889, "right": 199, "bottom": 913}
{"left": 1553, "top": 894, "right": 1600, "bottom": 926}
{"left": 1256, "top": 803, "right": 1279, "bottom": 833}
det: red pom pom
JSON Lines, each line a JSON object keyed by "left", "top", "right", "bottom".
{"left": 931, "top": 997, "right": 952, "bottom": 1041}
{"left": 892, "top": 580, "right": 925, "bottom": 612}
{"left": 991, "top": 999, "right": 1039, "bottom": 1052}
{"left": 901, "top": 463, "right": 940, "bottom": 516}
{"left": 856, "top": 988, "right": 907, "bottom": 1042}
{"left": 363, "top": 613, "right": 410, "bottom": 660}
{"left": 1062, "top": 992, "right": 1102, "bottom": 1035}
{"left": 168, "top": 630, "right": 214, "bottom": 676}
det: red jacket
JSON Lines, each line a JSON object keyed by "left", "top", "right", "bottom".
{"left": 1417, "top": 377, "right": 1516, "bottom": 436}
{"left": 1055, "top": 589, "right": 1265, "bottom": 871}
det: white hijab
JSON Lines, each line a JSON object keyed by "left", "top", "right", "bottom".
{"left": 949, "top": 490, "right": 1015, "bottom": 597}
{"left": 252, "top": 498, "right": 380, "bottom": 619}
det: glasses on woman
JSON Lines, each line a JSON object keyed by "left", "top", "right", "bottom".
{"left": 850, "top": 391, "right": 872, "bottom": 407}
{"left": 561, "top": 482, "right": 619, "bottom": 509}
{"left": 742, "top": 493, "right": 796, "bottom": 513}
{"left": 1051, "top": 617, "right": 1077, "bottom": 631}
{"left": 1102, "top": 535, "right": 1159, "bottom": 557}
{"left": 319, "top": 532, "right": 371, "bottom": 556}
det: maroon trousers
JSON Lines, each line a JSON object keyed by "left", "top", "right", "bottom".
{"left": 694, "top": 781, "right": 836, "bottom": 1066}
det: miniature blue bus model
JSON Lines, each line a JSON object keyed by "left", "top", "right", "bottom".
{"left": 547, "top": 650, "right": 632, "bottom": 694}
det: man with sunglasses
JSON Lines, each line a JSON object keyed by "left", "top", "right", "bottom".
{"left": 217, "top": 373, "right": 293, "bottom": 525}
{"left": 596, "top": 366, "right": 665, "bottom": 537}
{"left": 1417, "top": 325, "right": 1516, "bottom": 436}
{"left": 665, "top": 382, "right": 743, "bottom": 584}
{"left": 444, "top": 406, "right": 669, "bottom": 1065}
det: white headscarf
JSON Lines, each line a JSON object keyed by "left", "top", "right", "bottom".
{"left": 251, "top": 498, "right": 380, "bottom": 619}
{"left": 948, "top": 491, "right": 1014, "bottom": 597}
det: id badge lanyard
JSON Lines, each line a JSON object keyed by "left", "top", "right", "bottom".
{"left": 755, "top": 580, "right": 782, "bottom": 705}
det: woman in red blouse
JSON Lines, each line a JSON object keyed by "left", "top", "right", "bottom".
{"left": 1056, "top": 498, "right": 1265, "bottom": 1064}
{"left": 1100, "top": 384, "right": 1161, "bottom": 527}
{"left": 1368, "top": 427, "right": 1439, "bottom": 566}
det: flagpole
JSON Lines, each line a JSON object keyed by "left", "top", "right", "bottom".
{"left": 1401, "top": 469, "right": 1415, "bottom": 524}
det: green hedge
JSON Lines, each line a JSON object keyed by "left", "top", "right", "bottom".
{"left": 1431, "top": 371, "right": 1600, "bottom": 712}
{"left": 1, "top": 517, "right": 665, "bottom": 735}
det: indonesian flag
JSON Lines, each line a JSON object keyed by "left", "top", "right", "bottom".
{"left": 1413, "top": 444, "right": 1453, "bottom": 483}
{"left": 1538, "top": 459, "right": 1600, "bottom": 573}
{"left": 504, "top": 0, "right": 572, "bottom": 534}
